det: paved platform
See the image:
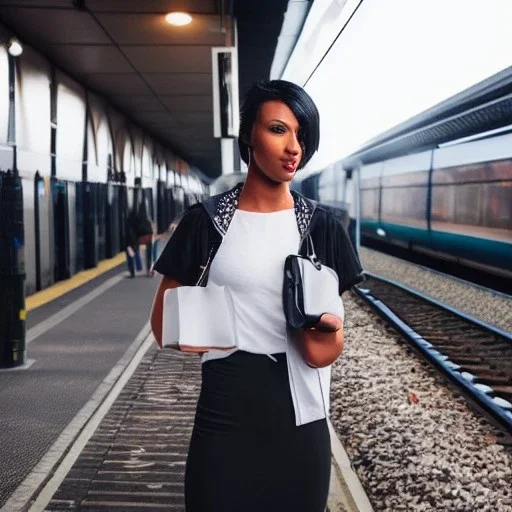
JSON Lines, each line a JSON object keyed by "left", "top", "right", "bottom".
{"left": 41, "top": 348, "right": 200, "bottom": 511}
{"left": 0, "top": 259, "right": 372, "bottom": 512}
{"left": 0, "top": 265, "right": 159, "bottom": 511}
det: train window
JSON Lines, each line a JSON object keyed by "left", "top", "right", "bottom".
{"left": 381, "top": 187, "right": 427, "bottom": 227}
{"left": 433, "top": 159, "right": 512, "bottom": 184}
{"left": 485, "top": 182, "right": 512, "bottom": 229}
{"left": 360, "top": 177, "right": 380, "bottom": 221}
{"left": 379, "top": 172, "right": 428, "bottom": 228}
{"left": 431, "top": 186, "right": 450, "bottom": 221}
{"left": 361, "top": 189, "right": 379, "bottom": 220}
{"left": 432, "top": 159, "right": 512, "bottom": 232}
{"left": 431, "top": 174, "right": 512, "bottom": 243}
{"left": 454, "top": 184, "right": 480, "bottom": 225}
{"left": 381, "top": 170, "right": 429, "bottom": 187}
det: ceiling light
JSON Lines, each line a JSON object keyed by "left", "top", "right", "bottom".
{"left": 8, "top": 37, "right": 23, "bottom": 57}
{"left": 165, "top": 12, "right": 192, "bottom": 26}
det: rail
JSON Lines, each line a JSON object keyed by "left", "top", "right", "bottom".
{"left": 354, "top": 272, "right": 512, "bottom": 438}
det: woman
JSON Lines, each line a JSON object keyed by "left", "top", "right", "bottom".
{"left": 150, "top": 80, "right": 363, "bottom": 511}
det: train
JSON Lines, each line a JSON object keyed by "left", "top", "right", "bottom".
{"left": 0, "top": 167, "right": 207, "bottom": 297}
{"left": 0, "top": 43, "right": 209, "bottom": 297}
{"left": 294, "top": 128, "right": 512, "bottom": 279}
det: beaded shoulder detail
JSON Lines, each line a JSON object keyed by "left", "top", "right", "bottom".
{"left": 211, "top": 184, "right": 243, "bottom": 235}
{"left": 205, "top": 184, "right": 315, "bottom": 237}
{"left": 291, "top": 192, "right": 314, "bottom": 238}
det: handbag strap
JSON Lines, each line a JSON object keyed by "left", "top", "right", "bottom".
{"left": 305, "top": 234, "right": 322, "bottom": 270}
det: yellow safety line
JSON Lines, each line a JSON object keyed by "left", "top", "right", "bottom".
{"left": 25, "top": 253, "right": 126, "bottom": 312}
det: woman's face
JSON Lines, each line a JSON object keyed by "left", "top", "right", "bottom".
{"left": 248, "top": 100, "right": 302, "bottom": 183}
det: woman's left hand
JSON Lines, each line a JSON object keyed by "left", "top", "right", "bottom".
{"left": 310, "top": 313, "right": 342, "bottom": 333}
{"left": 299, "top": 313, "right": 344, "bottom": 368}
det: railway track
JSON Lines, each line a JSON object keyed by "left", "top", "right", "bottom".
{"left": 355, "top": 272, "right": 512, "bottom": 442}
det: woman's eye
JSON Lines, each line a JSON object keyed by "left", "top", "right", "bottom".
{"left": 270, "top": 125, "right": 285, "bottom": 134}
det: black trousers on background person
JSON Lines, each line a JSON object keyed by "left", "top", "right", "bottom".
{"left": 185, "top": 351, "right": 331, "bottom": 512}
{"left": 126, "top": 238, "right": 153, "bottom": 277}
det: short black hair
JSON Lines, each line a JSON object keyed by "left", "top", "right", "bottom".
{"left": 238, "top": 80, "right": 320, "bottom": 169}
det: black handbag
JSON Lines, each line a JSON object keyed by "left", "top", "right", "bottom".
{"left": 283, "top": 235, "right": 342, "bottom": 330}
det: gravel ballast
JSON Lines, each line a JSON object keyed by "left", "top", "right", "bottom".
{"left": 359, "top": 247, "right": 512, "bottom": 333}
{"left": 331, "top": 292, "right": 512, "bottom": 512}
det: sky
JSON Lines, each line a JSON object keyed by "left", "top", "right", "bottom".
{"left": 281, "top": 0, "right": 512, "bottom": 172}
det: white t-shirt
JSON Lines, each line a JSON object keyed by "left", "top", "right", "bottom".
{"left": 203, "top": 208, "right": 300, "bottom": 360}
{"left": 199, "top": 206, "right": 335, "bottom": 426}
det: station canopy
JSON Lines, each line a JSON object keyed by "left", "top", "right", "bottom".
{"left": 0, "top": 0, "right": 294, "bottom": 178}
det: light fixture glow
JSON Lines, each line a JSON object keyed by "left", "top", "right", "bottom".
{"left": 8, "top": 38, "right": 23, "bottom": 57}
{"left": 165, "top": 12, "right": 192, "bottom": 26}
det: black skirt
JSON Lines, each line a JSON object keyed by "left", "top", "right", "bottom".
{"left": 185, "top": 351, "right": 331, "bottom": 512}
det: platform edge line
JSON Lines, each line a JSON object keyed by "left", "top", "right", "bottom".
{"left": 26, "top": 273, "right": 124, "bottom": 345}
{"left": 28, "top": 327, "right": 154, "bottom": 512}
{"left": 0, "top": 322, "right": 153, "bottom": 512}
{"left": 328, "top": 419, "right": 375, "bottom": 512}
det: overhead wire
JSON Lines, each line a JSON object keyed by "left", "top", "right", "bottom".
{"left": 303, "top": 0, "right": 365, "bottom": 87}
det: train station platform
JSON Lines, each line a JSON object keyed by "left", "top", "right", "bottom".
{"left": 0, "top": 254, "right": 373, "bottom": 512}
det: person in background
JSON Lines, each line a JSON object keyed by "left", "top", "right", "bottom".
{"left": 125, "top": 198, "right": 154, "bottom": 278}
{"left": 124, "top": 209, "right": 140, "bottom": 279}
{"left": 150, "top": 80, "right": 363, "bottom": 511}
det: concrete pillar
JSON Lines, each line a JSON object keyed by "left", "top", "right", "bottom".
{"left": 221, "top": 138, "right": 235, "bottom": 175}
